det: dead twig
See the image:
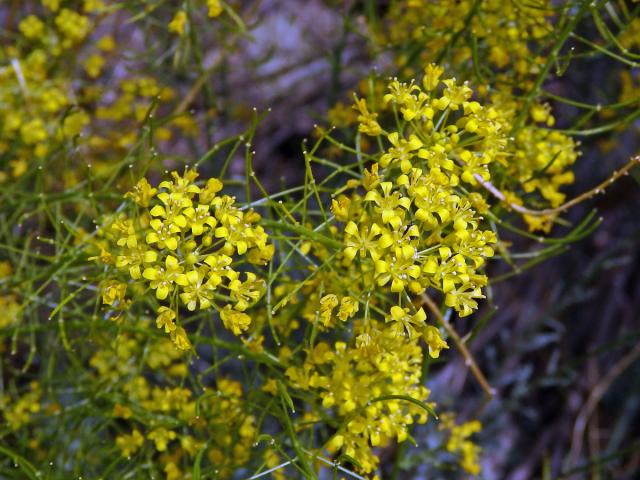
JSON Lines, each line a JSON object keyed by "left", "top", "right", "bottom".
{"left": 421, "top": 293, "right": 496, "bottom": 397}
{"left": 475, "top": 155, "right": 640, "bottom": 217}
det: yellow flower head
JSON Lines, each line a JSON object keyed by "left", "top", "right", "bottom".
{"left": 220, "top": 305, "right": 252, "bottom": 335}
{"left": 168, "top": 11, "right": 188, "bottom": 35}
{"left": 423, "top": 325, "right": 448, "bottom": 358}
{"left": 207, "top": 0, "right": 224, "bottom": 18}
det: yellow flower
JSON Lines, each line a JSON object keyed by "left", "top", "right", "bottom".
{"left": 437, "top": 79, "right": 473, "bottom": 111}
{"left": 343, "top": 221, "right": 381, "bottom": 263}
{"left": 156, "top": 306, "right": 177, "bottom": 333}
{"left": 264, "top": 449, "right": 286, "bottom": 480}
{"left": 171, "top": 327, "right": 191, "bottom": 350}
{"left": 207, "top": 0, "right": 224, "bottom": 17}
{"left": 62, "top": 110, "right": 89, "bottom": 138}
{"left": 338, "top": 296, "right": 359, "bottom": 321}
{"left": 375, "top": 254, "right": 421, "bottom": 293}
{"left": 353, "top": 97, "right": 382, "bottom": 136}
{"left": 168, "top": 11, "right": 187, "bottom": 35}
{"left": 423, "top": 63, "right": 444, "bottom": 91}
{"left": 55, "top": 9, "right": 91, "bottom": 44}
{"left": 228, "top": 272, "right": 264, "bottom": 311}
{"left": 183, "top": 204, "right": 216, "bottom": 236}
{"left": 211, "top": 195, "right": 242, "bottom": 226}
{"left": 83, "top": 54, "right": 105, "bottom": 78}
{"left": 19, "top": 16, "right": 45, "bottom": 39}
{"left": 146, "top": 218, "right": 182, "bottom": 250}
{"left": 0, "top": 261, "right": 13, "bottom": 279}
{"left": 363, "top": 162, "right": 381, "bottom": 191}
{"left": 126, "top": 178, "right": 158, "bottom": 207}
{"left": 147, "top": 428, "right": 176, "bottom": 452}
{"left": 364, "top": 182, "right": 411, "bottom": 230}
{"left": 199, "top": 177, "right": 223, "bottom": 203}
{"left": 331, "top": 195, "right": 351, "bottom": 222}
{"left": 102, "top": 280, "right": 127, "bottom": 306}
{"left": 176, "top": 269, "right": 213, "bottom": 311}
{"left": 422, "top": 325, "right": 448, "bottom": 358}
{"left": 83, "top": 0, "right": 106, "bottom": 13}
{"left": 386, "top": 306, "right": 426, "bottom": 339}
{"left": 114, "top": 247, "right": 156, "bottom": 280}
{"left": 112, "top": 404, "right": 132, "bottom": 419}
{"left": 42, "top": 0, "right": 60, "bottom": 11}
{"left": 220, "top": 305, "right": 251, "bottom": 335}
{"left": 203, "top": 253, "right": 234, "bottom": 287}
{"left": 444, "top": 284, "right": 484, "bottom": 318}
{"left": 379, "top": 132, "right": 423, "bottom": 173}
{"left": 142, "top": 255, "right": 183, "bottom": 300}
{"left": 115, "top": 430, "right": 144, "bottom": 457}
{"left": 319, "top": 294, "right": 339, "bottom": 326}
{"left": 20, "top": 119, "right": 47, "bottom": 145}
{"left": 159, "top": 169, "right": 200, "bottom": 196}
{"left": 97, "top": 35, "right": 116, "bottom": 52}
{"left": 247, "top": 243, "right": 275, "bottom": 265}
{"left": 10, "top": 159, "right": 28, "bottom": 177}
{"left": 439, "top": 413, "right": 482, "bottom": 475}
{"left": 0, "top": 295, "right": 21, "bottom": 330}
{"left": 164, "top": 462, "right": 182, "bottom": 480}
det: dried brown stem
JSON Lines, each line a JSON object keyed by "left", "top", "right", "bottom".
{"left": 421, "top": 293, "right": 496, "bottom": 397}
{"left": 476, "top": 155, "right": 640, "bottom": 217}
{"left": 174, "top": 53, "right": 223, "bottom": 116}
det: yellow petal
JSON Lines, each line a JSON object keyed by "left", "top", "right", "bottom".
{"left": 146, "top": 232, "right": 159, "bottom": 244}
{"left": 143, "top": 268, "right": 159, "bottom": 280}
{"left": 156, "top": 285, "right": 169, "bottom": 300}
{"left": 344, "top": 221, "right": 359, "bottom": 236}
{"left": 165, "top": 237, "right": 178, "bottom": 250}
{"left": 143, "top": 250, "right": 157, "bottom": 263}
{"left": 150, "top": 205, "right": 165, "bottom": 217}
{"left": 166, "top": 255, "right": 179, "bottom": 269}
{"left": 186, "top": 270, "right": 199, "bottom": 285}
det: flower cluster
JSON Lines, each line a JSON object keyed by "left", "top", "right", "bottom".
{"left": 95, "top": 169, "right": 273, "bottom": 348}
{"left": 0, "top": 2, "right": 97, "bottom": 182}
{"left": 87, "top": 322, "right": 257, "bottom": 480}
{"left": 0, "top": 2, "right": 202, "bottom": 186}
{"left": 0, "top": 381, "right": 42, "bottom": 430}
{"left": 111, "top": 375, "right": 257, "bottom": 479}
{"left": 487, "top": 92, "right": 581, "bottom": 231}
{"left": 381, "top": 0, "right": 553, "bottom": 89}
{"left": 438, "top": 412, "right": 483, "bottom": 475}
{"left": 0, "top": 261, "right": 20, "bottom": 330}
{"left": 363, "top": 2, "right": 588, "bottom": 231}
{"left": 344, "top": 71, "right": 500, "bottom": 318}
{"left": 276, "top": 70, "right": 503, "bottom": 474}
{"left": 287, "top": 324, "right": 432, "bottom": 473}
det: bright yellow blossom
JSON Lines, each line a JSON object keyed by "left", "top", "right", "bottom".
{"left": 168, "top": 11, "right": 188, "bottom": 35}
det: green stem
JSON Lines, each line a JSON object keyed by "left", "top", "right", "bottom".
{"left": 511, "top": 0, "right": 591, "bottom": 133}
{"left": 261, "top": 220, "right": 342, "bottom": 250}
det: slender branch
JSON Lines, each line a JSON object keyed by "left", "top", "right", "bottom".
{"left": 11, "top": 59, "right": 33, "bottom": 114}
{"left": 421, "top": 293, "right": 496, "bottom": 397}
{"left": 173, "top": 53, "right": 223, "bottom": 115}
{"left": 476, "top": 155, "right": 639, "bottom": 217}
{"left": 261, "top": 219, "right": 343, "bottom": 250}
